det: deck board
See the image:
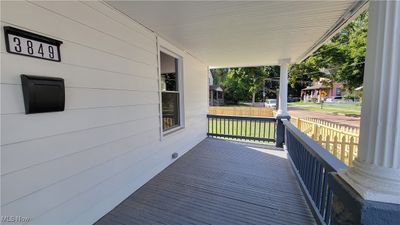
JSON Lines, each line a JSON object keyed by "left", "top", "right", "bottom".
{"left": 94, "top": 138, "right": 316, "bottom": 225}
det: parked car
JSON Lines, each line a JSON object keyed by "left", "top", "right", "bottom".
{"left": 265, "top": 99, "right": 277, "bottom": 108}
{"left": 325, "top": 96, "right": 355, "bottom": 103}
{"left": 288, "top": 97, "right": 301, "bottom": 102}
{"left": 325, "top": 96, "right": 343, "bottom": 103}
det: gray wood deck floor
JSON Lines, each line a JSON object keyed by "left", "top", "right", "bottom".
{"left": 94, "top": 138, "right": 316, "bottom": 225}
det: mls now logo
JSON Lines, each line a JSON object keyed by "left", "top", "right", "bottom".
{"left": 1, "top": 216, "right": 31, "bottom": 223}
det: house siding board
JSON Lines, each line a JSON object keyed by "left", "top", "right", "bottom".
{"left": 1, "top": 84, "right": 160, "bottom": 115}
{"left": 1, "top": 1, "right": 208, "bottom": 225}
{"left": 1, "top": 116, "right": 159, "bottom": 175}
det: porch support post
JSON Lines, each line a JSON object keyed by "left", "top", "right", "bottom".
{"left": 329, "top": 1, "right": 400, "bottom": 224}
{"left": 276, "top": 58, "right": 291, "bottom": 147}
{"left": 276, "top": 58, "right": 290, "bottom": 117}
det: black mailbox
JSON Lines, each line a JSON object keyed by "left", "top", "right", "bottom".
{"left": 21, "top": 75, "right": 65, "bottom": 114}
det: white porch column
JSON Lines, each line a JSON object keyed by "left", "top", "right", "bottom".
{"left": 277, "top": 58, "right": 290, "bottom": 116}
{"left": 339, "top": 0, "right": 400, "bottom": 204}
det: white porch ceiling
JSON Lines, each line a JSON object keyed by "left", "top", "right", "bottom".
{"left": 106, "top": 1, "right": 367, "bottom": 68}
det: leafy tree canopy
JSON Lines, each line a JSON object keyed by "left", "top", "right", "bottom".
{"left": 289, "top": 11, "right": 368, "bottom": 93}
{"left": 212, "top": 66, "right": 279, "bottom": 104}
{"left": 211, "top": 11, "right": 368, "bottom": 103}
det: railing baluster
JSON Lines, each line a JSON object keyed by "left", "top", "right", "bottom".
{"left": 206, "top": 114, "right": 277, "bottom": 143}
{"left": 211, "top": 117, "right": 214, "bottom": 134}
{"left": 229, "top": 119, "right": 231, "bottom": 137}
{"left": 324, "top": 188, "right": 333, "bottom": 224}
{"left": 301, "top": 147, "right": 306, "bottom": 177}
{"left": 267, "top": 121, "right": 271, "bottom": 140}
{"left": 240, "top": 119, "right": 243, "bottom": 137}
{"left": 263, "top": 121, "right": 267, "bottom": 139}
{"left": 209, "top": 117, "right": 211, "bottom": 133}
{"left": 248, "top": 119, "right": 251, "bottom": 138}
{"left": 213, "top": 117, "right": 216, "bottom": 135}
{"left": 217, "top": 117, "right": 219, "bottom": 135}
{"left": 320, "top": 171, "right": 329, "bottom": 216}
{"left": 224, "top": 118, "right": 227, "bottom": 135}
{"left": 253, "top": 120, "right": 256, "bottom": 138}
{"left": 282, "top": 119, "right": 347, "bottom": 225}
{"left": 219, "top": 117, "right": 221, "bottom": 134}
{"left": 233, "top": 118, "right": 236, "bottom": 136}
{"left": 221, "top": 118, "right": 223, "bottom": 135}
{"left": 309, "top": 157, "right": 317, "bottom": 201}
{"left": 244, "top": 119, "right": 247, "bottom": 140}
{"left": 300, "top": 146, "right": 307, "bottom": 179}
{"left": 307, "top": 153, "right": 314, "bottom": 189}
{"left": 314, "top": 163, "right": 323, "bottom": 208}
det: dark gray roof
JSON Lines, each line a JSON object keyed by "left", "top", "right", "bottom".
{"left": 209, "top": 85, "right": 223, "bottom": 92}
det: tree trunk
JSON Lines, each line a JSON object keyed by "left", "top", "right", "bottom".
{"left": 252, "top": 92, "right": 256, "bottom": 106}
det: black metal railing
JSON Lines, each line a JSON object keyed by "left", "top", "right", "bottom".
{"left": 282, "top": 119, "right": 347, "bottom": 225}
{"left": 207, "top": 114, "right": 276, "bottom": 143}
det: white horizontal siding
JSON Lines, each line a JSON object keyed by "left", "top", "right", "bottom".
{"left": 2, "top": 128, "right": 159, "bottom": 204}
{"left": 1, "top": 1, "right": 208, "bottom": 225}
{"left": 1, "top": 1, "right": 157, "bottom": 61}
{"left": 2, "top": 132, "right": 160, "bottom": 220}
{"left": 2, "top": 84, "right": 159, "bottom": 114}
{"left": 2, "top": 84, "right": 159, "bottom": 115}
{"left": 66, "top": 131, "right": 207, "bottom": 225}
{"left": 0, "top": 22, "right": 157, "bottom": 80}
{"left": 2, "top": 104, "right": 158, "bottom": 144}
{"left": 1, "top": 116, "right": 159, "bottom": 175}
{"left": 1, "top": 53, "right": 158, "bottom": 90}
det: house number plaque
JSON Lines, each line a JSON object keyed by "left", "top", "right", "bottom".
{"left": 4, "top": 26, "right": 63, "bottom": 62}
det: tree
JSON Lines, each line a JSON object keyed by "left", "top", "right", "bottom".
{"left": 263, "top": 66, "right": 281, "bottom": 98}
{"left": 221, "top": 69, "right": 250, "bottom": 104}
{"left": 211, "top": 66, "right": 279, "bottom": 105}
{"left": 289, "top": 11, "right": 368, "bottom": 93}
{"left": 335, "top": 12, "right": 368, "bottom": 92}
{"left": 211, "top": 68, "right": 228, "bottom": 85}
{"left": 227, "top": 67, "right": 266, "bottom": 105}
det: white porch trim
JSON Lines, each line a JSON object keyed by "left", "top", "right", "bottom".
{"left": 339, "top": 0, "right": 400, "bottom": 204}
{"left": 276, "top": 58, "right": 291, "bottom": 117}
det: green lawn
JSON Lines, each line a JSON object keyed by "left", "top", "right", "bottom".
{"left": 208, "top": 119, "right": 275, "bottom": 142}
{"left": 288, "top": 102, "right": 361, "bottom": 116}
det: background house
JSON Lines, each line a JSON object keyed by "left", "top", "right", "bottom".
{"left": 208, "top": 70, "right": 224, "bottom": 106}
{"left": 209, "top": 85, "right": 224, "bottom": 106}
{"left": 302, "top": 77, "right": 344, "bottom": 102}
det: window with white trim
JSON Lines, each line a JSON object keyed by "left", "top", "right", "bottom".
{"left": 160, "top": 51, "right": 182, "bottom": 132}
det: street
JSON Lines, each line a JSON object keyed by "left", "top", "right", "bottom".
{"left": 288, "top": 106, "right": 361, "bottom": 127}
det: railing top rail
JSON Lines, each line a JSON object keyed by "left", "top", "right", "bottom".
{"left": 207, "top": 114, "right": 276, "bottom": 121}
{"left": 283, "top": 119, "right": 347, "bottom": 172}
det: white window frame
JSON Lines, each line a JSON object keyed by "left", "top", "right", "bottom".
{"left": 158, "top": 46, "right": 185, "bottom": 137}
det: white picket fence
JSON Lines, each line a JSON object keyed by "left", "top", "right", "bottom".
{"left": 291, "top": 117, "right": 359, "bottom": 166}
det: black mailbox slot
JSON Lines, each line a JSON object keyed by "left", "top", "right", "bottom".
{"left": 21, "top": 75, "right": 65, "bottom": 114}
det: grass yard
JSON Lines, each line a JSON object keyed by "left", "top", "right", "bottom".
{"left": 208, "top": 118, "right": 276, "bottom": 143}
{"left": 288, "top": 101, "right": 362, "bottom": 116}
